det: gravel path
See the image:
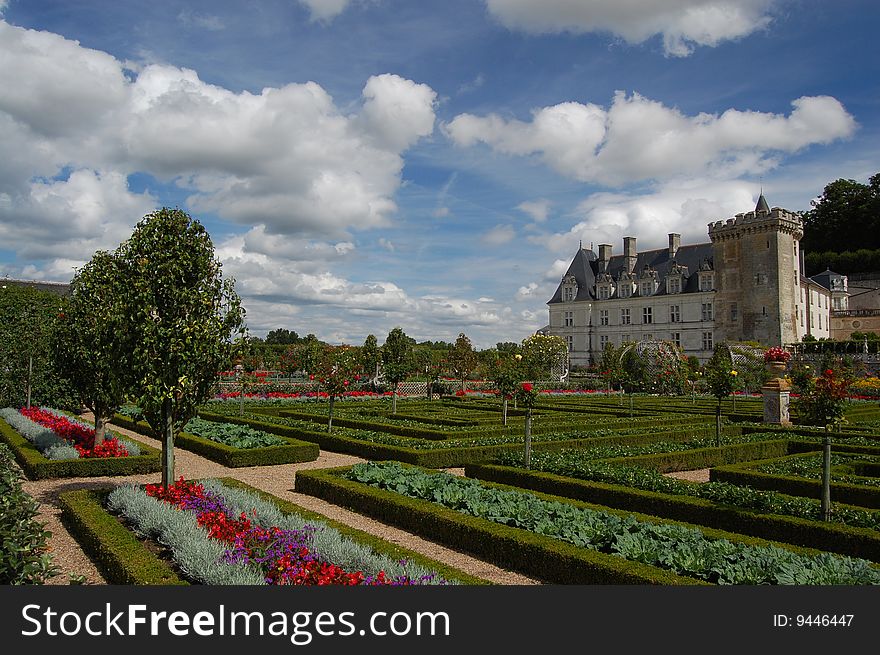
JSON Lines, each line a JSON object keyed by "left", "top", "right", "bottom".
{"left": 20, "top": 416, "right": 539, "bottom": 586}
{"left": 663, "top": 468, "right": 711, "bottom": 482}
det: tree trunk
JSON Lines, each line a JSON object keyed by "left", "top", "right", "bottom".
{"left": 524, "top": 408, "right": 532, "bottom": 470}
{"left": 427, "top": 381, "right": 432, "bottom": 401}
{"left": 328, "top": 396, "right": 335, "bottom": 432}
{"left": 392, "top": 388, "right": 398, "bottom": 415}
{"left": 161, "top": 398, "right": 174, "bottom": 488}
{"left": 26, "top": 354, "right": 33, "bottom": 409}
{"left": 715, "top": 401, "right": 722, "bottom": 447}
{"left": 94, "top": 413, "right": 106, "bottom": 446}
{"left": 821, "top": 427, "right": 832, "bottom": 521}
{"left": 502, "top": 398, "right": 508, "bottom": 426}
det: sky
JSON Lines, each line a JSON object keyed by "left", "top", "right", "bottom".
{"left": 0, "top": 0, "right": 878, "bottom": 348}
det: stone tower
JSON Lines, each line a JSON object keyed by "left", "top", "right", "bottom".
{"left": 708, "top": 195, "right": 803, "bottom": 346}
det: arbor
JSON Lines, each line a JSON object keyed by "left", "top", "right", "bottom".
{"left": 801, "top": 174, "right": 880, "bottom": 254}
{"left": 381, "top": 327, "right": 414, "bottom": 414}
{"left": 520, "top": 334, "right": 568, "bottom": 380}
{"left": 448, "top": 333, "right": 477, "bottom": 392}
{"left": 115, "top": 208, "right": 245, "bottom": 486}
{"left": 54, "top": 251, "right": 126, "bottom": 444}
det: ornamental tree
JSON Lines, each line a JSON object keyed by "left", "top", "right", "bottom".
{"left": 381, "top": 327, "right": 414, "bottom": 414}
{"left": 114, "top": 208, "right": 245, "bottom": 486}
{"left": 488, "top": 355, "right": 524, "bottom": 425}
{"left": 704, "top": 344, "right": 740, "bottom": 445}
{"left": 314, "top": 345, "right": 359, "bottom": 431}
{"left": 448, "top": 332, "right": 477, "bottom": 392}
{"left": 360, "top": 334, "right": 381, "bottom": 383}
{"left": 53, "top": 251, "right": 127, "bottom": 444}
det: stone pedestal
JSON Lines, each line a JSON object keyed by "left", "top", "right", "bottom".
{"left": 762, "top": 375, "right": 791, "bottom": 425}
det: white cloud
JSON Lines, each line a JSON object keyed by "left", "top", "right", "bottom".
{"left": 432, "top": 206, "right": 450, "bottom": 218}
{"left": 378, "top": 237, "right": 395, "bottom": 251}
{"left": 530, "top": 179, "right": 761, "bottom": 258}
{"left": 482, "top": 224, "right": 516, "bottom": 245}
{"left": 484, "top": 0, "right": 778, "bottom": 56}
{"left": 446, "top": 92, "right": 856, "bottom": 186}
{"left": 515, "top": 282, "right": 539, "bottom": 301}
{"left": 0, "top": 20, "right": 438, "bottom": 263}
{"left": 517, "top": 199, "right": 551, "bottom": 222}
{"left": 299, "top": 0, "right": 352, "bottom": 22}
{"left": 544, "top": 258, "right": 571, "bottom": 281}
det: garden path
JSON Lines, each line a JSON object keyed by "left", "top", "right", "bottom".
{"left": 21, "top": 414, "right": 540, "bottom": 586}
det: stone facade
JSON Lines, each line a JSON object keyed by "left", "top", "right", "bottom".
{"left": 544, "top": 196, "right": 843, "bottom": 366}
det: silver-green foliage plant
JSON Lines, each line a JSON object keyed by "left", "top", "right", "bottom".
{"left": 0, "top": 407, "right": 79, "bottom": 460}
{"left": 200, "top": 480, "right": 451, "bottom": 584}
{"left": 107, "top": 484, "right": 265, "bottom": 585}
{"left": 347, "top": 462, "right": 880, "bottom": 585}
{"left": 183, "top": 417, "right": 285, "bottom": 449}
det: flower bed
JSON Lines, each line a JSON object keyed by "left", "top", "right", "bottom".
{"left": 18, "top": 407, "right": 131, "bottom": 458}
{"left": 105, "top": 478, "right": 472, "bottom": 585}
{"left": 343, "top": 462, "right": 880, "bottom": 585}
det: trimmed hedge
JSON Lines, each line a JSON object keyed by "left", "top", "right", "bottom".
{"left": 57, "top": 488, "right": 186, "bottom": 585}
{"left": 112, "top": 414, "right": 320, "bottom": 467}
{"left": 197, "top": 410, "right": 740, "bottom": 468}
{"left": 295, "top": 465, "right": 708, "bottom": 585}
{"left": 57, "top": 480, "right": 487, "bottom": 585}
{"left": 0, "top": 416, "right": 160, "bottom": 480}
{"left": 464, "top": 462, "right": 880, "bottom": 562}
{"left": 601, "top": 439, "right": 791, "bottom": 473}
{"left": 711, "top": 455, "right": 880, "bottom": 509}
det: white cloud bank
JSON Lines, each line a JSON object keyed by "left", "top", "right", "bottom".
{"left": 299, "top": 0, "right": 353, "bottom": 23}
{"left": 0, "top": 20, "right": 437, "bottom": 265}
{"left": 445, "top": 92, "right": 856, "bottom": 186}
{"left": 484, "top": 0, "right": 779, "bottom": 56}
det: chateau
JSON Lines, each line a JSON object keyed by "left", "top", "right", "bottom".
{"left": 543, "top": 195, "right": 850, "bottom": 366}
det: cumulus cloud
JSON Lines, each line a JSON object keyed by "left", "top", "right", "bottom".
{"left": 517, "top": 199, "right": 551, "bottom": 222}
{"left": 0, "top": 19, "right": 438, "bottom": 267}
{"left": 515, "top": 282, "right": 539, "bottom": 301}
{"left": 299, "top": 0, "right": 353, "bottom": 22}
{"left": 484, "top": 0, "right": 779, "bottom": 56}
{"left": 529, "top": 179, "right": 762, "bottom": 258}
{"left": 446, "top": 91, "right": 856, "bottom": 186}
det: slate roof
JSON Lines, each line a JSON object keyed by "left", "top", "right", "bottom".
{"left": 547, "top": 242, "right": 714, "bottom": 304}
{"left": 809, "top": 269, "right": 846, "bottom": 291}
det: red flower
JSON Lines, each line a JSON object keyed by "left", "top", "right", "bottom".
{"left": 521, "top": 382, "right": 533, "bottom": 392}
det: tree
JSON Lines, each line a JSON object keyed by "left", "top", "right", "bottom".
{"left": 265, "top": 328, "right": 300, "bottom": 345}
{"left": 314, "top": 345, "right": 359, "bottom": 432}
{"left": 801, "top": 174, "right": 880, "bottom": 254}
{"left": 448, "top": 333, "right": 477, "bottom": 392}
{"left": 360, "top": 334, "right": 381, "bottom": 383}
{"left": 115, "top": 208, "right": 245, "bottom": 486}
{"left": 0, "top": 284, "right": 76, "bottom": 410}
{"left": 54, "top": 251, "right": 127, "bottom": 444}
{"left": 704, "top": 344, "right": 740, "bottom": 446}
{"left": 381, "top": 327, "right": 414, "bottom": 414}
{"left": 488, "top": 355, "right": 524, "bottom": 425}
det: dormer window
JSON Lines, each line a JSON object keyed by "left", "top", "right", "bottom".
{"left": 561, "top": 275, "right": 577, "bottom": 302}
{"left": 666, "top": 262, "right": 687, "bottom": 295}
{"left": 617, "top": 271, "right": 635, "bottom": 299}
{"left": 596, "top": 273, "right": 614, "bottom": 301}
{"left": 638, "top": 266, "right": 658, "bottom": 297}
{"left": 699, "top": 273, "right": 714, "bottom": 292}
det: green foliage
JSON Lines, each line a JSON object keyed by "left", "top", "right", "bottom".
{"left": 360, "top": 334, "right": 381, "bottom": 381}
{"left": 53, "top": 250, "right": 127, "bottom": 443}
{"left": 265, "top": 328, "right": 300, "bottom": 345}
{"left": 796, "top": 368, "right": 850, "bottom": 428}
{"left": 183, "top": 417, "right": 286, "bottom": 448}
{"left": 0, "top": 284, "right": 77, "bottom": 410}
{"left": 801, "top": 173, "right": 880, "bottom": 256}
{"left": 704, "top": 344, "right": 740, "bottom": 401}
{"left": 113, "top": 208, "right": 245, "bottom": 484}
{"left": 345, "top": 462, "right": 880, "bottom": 585}
{"left": 448, "top": 333, "right": 478, "bottom": 390}
{"left": 381, "top": 327, "right": 414, "bottom": 386}
{"left": 0, "top": 443, "right": 58, "bottom": 583}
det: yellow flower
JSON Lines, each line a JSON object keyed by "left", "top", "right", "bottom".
{"left": 514, "top": 354, "right": 522, "bottom": 361}
{"left": 730, "top": 370, "right": 738, "bottom": 376}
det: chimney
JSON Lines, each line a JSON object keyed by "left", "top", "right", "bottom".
{"left": 598, "top": 244, "right": 612, "bottom": 272}
{"left": 668, "top": 233, "right": 680, "bottom": 258}
{"left": 623, "top": 236, "right": 637, "bottom": 274}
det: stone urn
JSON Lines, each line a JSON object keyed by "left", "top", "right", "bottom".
{"left": 765, "top": 360, "right": 787, "bottom": 379}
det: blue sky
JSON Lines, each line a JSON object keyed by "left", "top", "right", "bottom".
{"left": 1, "top": 0, "right": 877, "bottom": 347}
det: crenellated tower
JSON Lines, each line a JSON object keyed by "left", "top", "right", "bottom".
{"left": 708, "top": 194, "right": 803, "bottom": 346}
